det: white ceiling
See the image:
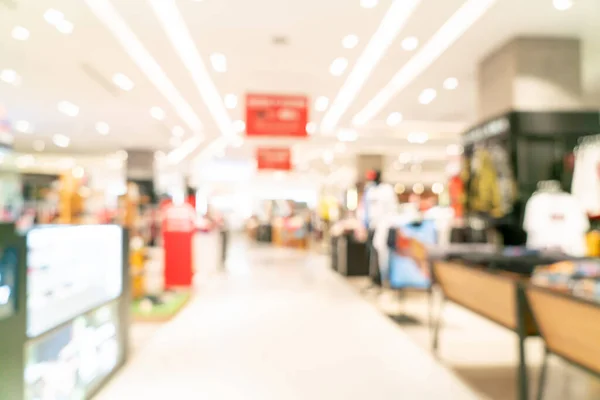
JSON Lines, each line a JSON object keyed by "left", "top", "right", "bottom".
{"left": 1, "top": 0, "right": 599, "bottom": 179}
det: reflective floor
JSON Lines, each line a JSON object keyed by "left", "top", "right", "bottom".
{"left": 96, "top": 239, "right": 480, "bottom": 399}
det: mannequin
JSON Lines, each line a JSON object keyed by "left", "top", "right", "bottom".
{"left": 360, "top": 170, "right": 398, "bottom": 286}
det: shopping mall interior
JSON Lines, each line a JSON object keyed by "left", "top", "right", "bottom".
{"left": 1, "top": 0, "right": 600, "bottom": 399}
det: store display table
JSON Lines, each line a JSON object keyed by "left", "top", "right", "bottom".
{"left": 431, "top": 261, "right": 537, "bottom": 400}
{"left": 526, "top": 285, "right": 600, "bottom": 400}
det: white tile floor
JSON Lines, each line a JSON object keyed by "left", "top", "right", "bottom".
{"left": 96, "top": 240, "right": 482, "bottom": 400}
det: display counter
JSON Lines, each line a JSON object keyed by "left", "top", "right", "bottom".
{"left": 0, "top": 223, "right": 129, "bottom": 400}
{"left": 526, "top": 285, "right": 600, "bottom": 399}
{"left": 431, "top": 261, "right": 537, "bottom": 400}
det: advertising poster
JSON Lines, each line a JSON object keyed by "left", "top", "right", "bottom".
{"left": 256, "top": 147, "right": 292, "bottom": 171}
{"left": 245, "top": 94, "right": 308, "bottom": 138}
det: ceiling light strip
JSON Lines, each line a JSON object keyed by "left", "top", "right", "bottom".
{"left": 149, "top": 0, "right": 234, "bottom": 137}
{"left": 167, "top": 136, "right": 203, "bottom": 164}
{"left": 320, "top": 0, "right": 421, "bottom": 133}
{"left": 84, "top": 0, "right": 203, "bottom": 133}
{"left": 353, "top": 0, "right": 497, "bottom": 125}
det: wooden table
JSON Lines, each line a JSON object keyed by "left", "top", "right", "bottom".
{"left": 431, "top": 261, "right": 538, "bottom": 400}
{"left": 526, "top": 285, "right": 600, "bottom": 400}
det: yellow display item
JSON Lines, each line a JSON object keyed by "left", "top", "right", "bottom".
{"left": 586, "top": 230, "right": 600, "bottom": 257}
{"left": 130, "top": 236, "right": 147, "bottom": 299}
{"left": 470, "top": 149, "right": 502, "bottom": 218}
{"left": 58, "top": 170, "right": 85, "bottom": 224}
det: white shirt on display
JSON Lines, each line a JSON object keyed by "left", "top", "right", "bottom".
{"left": 365, "top": 183, "right": 398, "bottom": 230}
{"left": 572, "top": 145, "right": 600, "bottom": 216}
{"left": 523, "top": 191, "right": 589, "bottom": 256}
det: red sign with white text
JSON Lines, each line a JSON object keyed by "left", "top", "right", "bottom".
{"left": 245, "top": 94, "right": 308, "bottom": 138}
{"left": 256, "top": 147, "right": 292, "bottom": 171}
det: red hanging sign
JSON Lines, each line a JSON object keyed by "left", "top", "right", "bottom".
{"left": 256, "top": 147, "right": 292, "bottom": 171}
{"left": 245, "top": 93, "right": 308, "bottom": 138}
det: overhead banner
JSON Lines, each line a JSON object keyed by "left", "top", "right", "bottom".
{"left": 245, "top": 93, "right": 308, "bottom": 138}
{"left": 256, "top": 147, "right": 292, "bottom": 171}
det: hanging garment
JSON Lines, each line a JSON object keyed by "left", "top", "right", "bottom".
{"left": 523, "top": 191, "right": 589, "bottom": 256}
{"left": 448, "top": 175, "right": 465, "bottom": 218}
{"left": 572, "top": 145, "right": 600, "bottom": 217}
{"left": 364, "top": 182, "right": 398, "bottom": 230}
{"left": 489, "top": 144, "right": 516, "bottom": 217}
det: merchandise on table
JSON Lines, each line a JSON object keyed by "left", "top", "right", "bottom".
{"left": 532, "top": 260, "right": 600, "bottom": 293}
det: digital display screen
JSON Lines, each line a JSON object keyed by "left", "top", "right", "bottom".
{"left": 0, "top": 245, "right": 18, "bottom": 320}
{"left": 24, "top": 302, "right": 121, "bottom": 400}
{"left": 26, "top": 225, "right": 123, "bottom": 337}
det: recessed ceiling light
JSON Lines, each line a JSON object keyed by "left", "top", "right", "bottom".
{"left": 53, "top": 134, "right": 71, "bottom": 148}
{"left": 210, "top": 53, "right": 227, "bottom": 72}
{"left": 224, "top": 93, "right": 237, "bottom": 109}
{"left": 85, "top": 0, "right": 203, "bottom": 134}
{"left": 0, "top": 69, "right": 20, "bottom": 85}
{"left": 553, "top": 0, "right": 573, "bottom": 10}
{"left": 12, "top": 26, "right": 30, "bottom": 41}
{"left": 95, "top": 121, "right": 110, "bottom": 135}
{"left": 56, "top": 19, "right": 74, "bottom": 34}
{"left": 320, "top": 0, "right": 420, "bottom": 134}
{"left": 57, "top": 101, "right": 80, "bottom": 117}
{"left": 33, "top": 140, "right": 45, "bottom": 152}
{"left": 401, "top": 36, "right": 419, "bottom": 51}
{"left": 432, "top": 182, "right": 444, "bottom": 194}
{"left": 337, "top": 128, "right": 358, "bottom": 142}
{"left": 353, "top": 0, "right": 497, "bottom": 126}
{"left": 330, "top": 57, "right": 349, "bottom": 76}
{"left": 306, "top": 122, "right": 316, "bottom": 135}
{"left": 315, "top": 96, "right": 329, "bottom": 112}
{"left": 112, "top": 73, "right": 134, "bottom": 91}
{"left": 395, "top": 183, "right": 405, "bottom": 194}
{"left": 386, "top": 112, "right": 403, "bottom": 126}
{"left": 413, "top": 183, "right": 424, "bottom": 194}
{"left": 342, "top": 34, "right": 359, "bottom": 49}
{"left": 150, "top": 106, "right": 165, "bottom": 120}
{"left": 44, "top": 9, "right": 65, "bottom": 25}
{"left": 15, "top": 120, "right": 32, "bottom": 133}
{"left": 407, "top": 131, "right": 428, "bottom": 144}
{"left": 233, "top": 119, "right": 245, "bottom": 133}
{"left": 360, "top": 0, "right": 378, "bottom": 9}
{"left": 172, "top": 125, "right": 185, "bottom": 137}
{"left": 443, "top": 77, "right": 459, "bottom": 90}
{"left": 418, "top": 88, "right": 437, "bottom": 105}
